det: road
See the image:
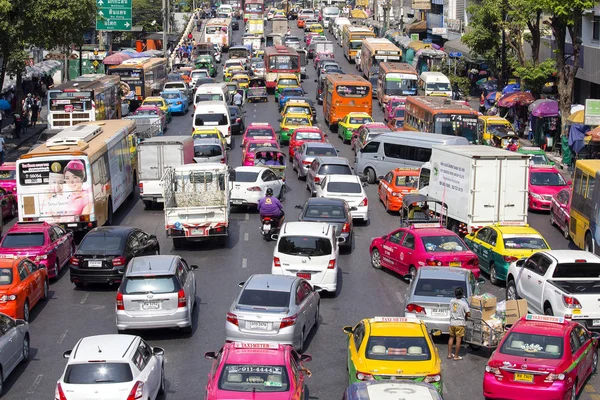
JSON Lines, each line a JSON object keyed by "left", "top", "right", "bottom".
{"left": 3, "top": 19, "right": 600, "bottom": 400}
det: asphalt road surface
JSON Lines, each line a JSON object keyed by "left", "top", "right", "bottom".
{"left": 3, "top": 19, "right": 600, "bottom": 400}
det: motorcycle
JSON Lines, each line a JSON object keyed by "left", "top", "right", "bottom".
{"left": 260, "top": 216, "right": 279, "bottom": 241}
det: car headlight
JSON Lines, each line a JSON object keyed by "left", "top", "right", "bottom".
{"left": 530, "top": 192, "right": 543, "bottom": 200}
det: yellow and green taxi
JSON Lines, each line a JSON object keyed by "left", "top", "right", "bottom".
{"left": 274, "top": 9, "right": 286, "bottom": 18}
{"left": 224, "top": 65, "right": 245, "bottom": 81}
{"left": 281, "top": 100, "right": 313, "bottom": 122}
{"left": 463, "top": 223, "right": 550, "bottom": 285}
{"left": 279, "top": 112, "right": 312, "bottom": 145}
{"left": 142, "top": 96, "right": 172, "bottom": 123}
{"left": 192, "top": 127, "right": 227, "bottom": 149}
{"left": 308, "top": 23, "right": 324, "bottom": 34}
{"left": 274, "top": 73, "right": 301, "bottom": 101}
{"left": 230, "top": 73, "right": 250, "bottom": 89}
{"left": 477, "top": 116, "right": 514, "bottom": 146}
{"left": 343, "top": 316, "right": 442, "bottom": 393}
{"left": 338, "top": 112, "right": 374, "bottom": 143}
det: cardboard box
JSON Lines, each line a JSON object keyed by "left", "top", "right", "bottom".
{"left": 505, "top": 299, "right": 528, "bottom": 325}
{"left": 469, "top": 296, "right": 497, "bottom": 320}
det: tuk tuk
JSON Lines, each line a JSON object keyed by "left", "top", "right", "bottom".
{"left": 249, "top": 77, "right": 267, "bottom": 89}
{"left": 399, "top": 194, "right": 447, "bottom": 227}
{"left": 491, "top": 131, "right": 519, "bottom": 150}
{"left": 477, "top": 116, "right": 515, "bottom": 146}
{"left": 266, "top": 33, "right": 284, "bottom": 47}
{"left": 254, "top": 147, "right": 286, "bottom": 181}
{"left": 247, "top": 87, "right": 268, "bottom": 102}
{"left": 297, "top": 49, "right": 308, "bottom": 78}
{"left": 195, "top": 54, "right": 217, "bottom": 77}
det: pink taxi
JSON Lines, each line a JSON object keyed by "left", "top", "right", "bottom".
{"left": 242, "top": 123, "right": 278, "bottom": 148}
{"left": 242, "top": 139, "right": 280, "bottom": 166}
{"left": 384, "top": 96, "right": 406, "bottom": 122}
{"left": 0, "top": 221, "right": 75, "bottom": 279}
{"left": 550, "top": 188, "right": 572, "bottom": 240}
{"left": 528, "top": 165, "right": 570, "bottom": 211}
{"left": 0, "top": 162, "right": 17, "bottom": 195}
{"left": 369, "top": 224, "right": 480, "bottom": 278}
{"left": 204, "top": 342, "right": 312, "bottom": 400}
{"left": 483, "top": 314, "right": 599, "bottom": 400}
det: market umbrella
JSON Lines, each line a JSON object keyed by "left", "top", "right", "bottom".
{"left": 589, "top": 125, "right": 600, "bottom": 137}
{"left": 528, "top": 98, "right": 554, "bottom": 114}
{"left": 486, "top": 92, "right": 501, "bottom": 102}
{"left": 103, "top": 52, "right": 132, "bottom": 65}
{"left": 479, "top": 81, "right": 498, "bottom": 92}
{"left": 497, "top": 91, "right": 534, "bottom": 108}
{"left": 502, "top": 83, "right": 521, "bottom": 95}
{"left": 476, "top": 77, "right": 495, "bottom": 86}
{"left": 568, "top": 110, "right": 585, "bottom": 124}
{"left": 0, "top": 100, "right": 10, "bottom": 110}
{"left": 531, "top": 99, "right": 558, "bottom": 117}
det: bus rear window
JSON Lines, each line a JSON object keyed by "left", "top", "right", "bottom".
{"left": 268, "top": 56, "right": 299, "bottom": 71}
{"left": 336, "top": 85, "right": 370, "bottom": 97}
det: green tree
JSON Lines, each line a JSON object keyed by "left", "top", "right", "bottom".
{"left": 514, "top": 58, "right": 556, "bottom": 98}
{"left": 461, "top": 0, "right": 502, "bottom": 73}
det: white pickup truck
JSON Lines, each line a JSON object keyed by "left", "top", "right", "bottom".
{"left": 162, "top": 164, "right": 230, "bottom": 248}
{"left": 506, "top": 250, "right": 600, "bottom": 330}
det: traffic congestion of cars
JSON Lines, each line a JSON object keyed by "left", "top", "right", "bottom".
{"left": 0, "top": 5, "right": 599, "bottom": 400}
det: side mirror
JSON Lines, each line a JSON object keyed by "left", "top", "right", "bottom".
{"left": 15, "top": 319, "right": 26, "bottom": 326}
{"left": 204, "top": 351, "right": 217, "bottom": 359}
{"left": 271, "top": 234, "right": 279, "bottom": 241}
{"left": 515, "top": 259, "right": 525, "bottom": 267}
{"left": 476, "top": 277, "right": 486, "bottom": 284}
{"left": 378, "top": 175, "right": 384, "bottom": 180}
{"left": 190, "top": 264, "right": 199, "bottom": 270}
{"left": 238, "top": 281, "right": 245, "bottom": 288}
{"left": 342, "top": 326, "right": 353, "bottom": 334}
{"left": 567, "top": 180, "right": 572, "bottom": 185}
{"left": 430, "top": 329, "right": 442, "bottom": 337}
{"left": 63, "top": 350, "right": 72, "bottom": 359}
{"left": 153, "top": 346, "right": 165, "bottom": 356}
{"left": 403, "top": 273, "right": 413, "bottom": 281}
{"left": 300, "top": 354, "right": 312, "bottom": 362}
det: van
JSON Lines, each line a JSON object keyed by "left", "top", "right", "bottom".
{"left": 194, "top": 83, "right": 230, "bottom": 108}
{"left": 193, "top": 101, "right": 232, "bottom": 146}
{"left": 418, "top": 72, "right": 452, "bottom": 97}
{"left": 355, "top": 131, "right": 469, "bottom": 183}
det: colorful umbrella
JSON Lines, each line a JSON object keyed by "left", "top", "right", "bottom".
{"left": 486, "top": 92, "right": 501, "bottom": 102}
{"left": 589, "top": 125, "right": 600, "bottom": 137}
{"left": 476, "top": 77, "right": 495, "bottom": 86}
{"left": 528, "top": 98, "right": 554, "bottom": 114}
{"left": 103, "top": 52, "right": 132, "bottom": 65}
{"left": 497, "top": 91, "right": 534, "bottom": 108}
{"left": 0, "top": 100, "right": 10, "bottom": 110}
{"left": 568, "top": 110, "right": 585, "bottom": 124}
{"left": 502, "top": 83, "right": 521, "bottom": 95}
{"left": 531, "top": 99, "right": 558, "bottom": 117}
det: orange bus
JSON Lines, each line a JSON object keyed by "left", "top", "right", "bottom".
{"left": 264, "top": 46, "right": 301, "bottom": 92}
{"left": 323, "top": 74, "right": 372, "bottom": 131}
{"left": 376, "top": 62, "right": 418, "bottom": 107}
{"left": 403, "top": 96, "right": 479, "bottom": 143}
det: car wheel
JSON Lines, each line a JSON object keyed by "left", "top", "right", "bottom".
{"left": 22, "top": 300, "right": 30, "bottom": 322}
{"left": 570, "top": 382, "right": 577, "bottom": 400}
{"left": 371, "top": 249, "right": 381, "bottom": 269}
{"left": 409, "top": 266, "right": 417, "bottom": 278}
{"left": 593, "top": 350, "right": 598, "bottom": 374}
{"left": 563, "top": 222, "right": 570, "bottom": 240}
{"left": 585, "top": 233, "right": 594, "bottom": 253}
{"left": 506, "top": 280, "right": 518, "bottom": 300}
{"left": 52, "top": 260, "right": 59, "bottom": 278}
{"left": 74, "top": 282, "right": 84, "bottom": 289}
{"left": 366, "top": 168, "right": 376, "bottom": 184}
{"left": 0, "top": 367, "right": 4, "bottom": 395}
{"left": 489, "top": 263, "right": 498, "bottom": 285}
{"left": 158, "top": 363, "right": 166, "bottom": 394}
{"left": 549, "top": 211, "right": 556, "bottom": 226}
{"left": 544, "top": 305, "right": 554, "bottom": 316}
{"left": 21, "top": 334, "right": 30, "bottom": 362}
{"left": 42, "top": 280, "right": 49, "bottom": 301}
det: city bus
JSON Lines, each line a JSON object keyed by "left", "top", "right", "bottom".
{"left": 107, "top": 57, "right": 168, "bottom": 109}
{"left": 359, "top": 38, "right": 402, "bottom": 79}
{"left": 403, "top": 96, "right": 478, "bottom": 143}
{"left": 569, "top": 160, "right": 600, "bottom": 254}
{"left": 264, "top": 46, "right": 300, "bottom": 92}
{"left": 47, "top": 74, "right": 121, "bottom": 130}
{"left": 203, "top": 18, "right": 233, "bottom": 50}
{"left": 323, "top": 73, "right": 372, "bottom": 130}
{"left": 244, "top": 0, "right": 264, "bottom": 22}
{"left": 377, "top": 62, "right": 418, "bottom": 107}
{"left": 342, "top": 25, "right": 376, "bottom": 62}
{"left": 16, "top": 120, "right": 137, "bottom": 232}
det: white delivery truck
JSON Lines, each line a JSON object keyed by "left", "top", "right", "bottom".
{"left": 162, "top": 163, "right": 230, "bottom": 248}
{"left": 419, "top": 145, "right": 530, "bottom": 235}
{"left": 138, "top": 136, "right": 195, "bottom": 209}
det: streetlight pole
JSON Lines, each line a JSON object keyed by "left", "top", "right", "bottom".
{"left": 382, "top": 0, "right": 390, "bottom": 37}
{"left": 163, "top": 0, "right": 168, "bottom": 58}
{"left": 399, "top": 0, "right": 404, "bottom": 33}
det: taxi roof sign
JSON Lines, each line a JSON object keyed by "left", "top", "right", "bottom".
{"left": 250, "top": 123, "right": 271, "bottom": 126}
{"left": 373, "top": 316, "right": 419, "bottom": 323}
{"left": 525, "top": 314, "right": 566, "bottom": 324}
{"left": 494, "top": 221, "right": 528, "bottom": 226}
{"left": 411, "top": 223, "right": 441, "bottom": 229}
{"left": 233, "top": 342, "right": 280, "bottom": 349}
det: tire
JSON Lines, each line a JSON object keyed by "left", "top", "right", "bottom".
{"left": 158, "top": 364, "right": 166, "bottom": 394}
{"left": 42, "top": 280, "right": 49, "bottom": 301}
{"left": 593, "top": 350, "right": 598, "bottom": 374}
{"left": 181, "top": 324, "right": 193, "bottom": 334}
{"left": 106, "top": 202, "right": 113, "bottom": 226}
{"left": 74, "top": 282, "right": 84, "bottom": 289}
{"left": 21, "top": 334, "right": 30, "bottom": 362}
{"left": 563, "top": 222, "right": 570, "bottom": 240}
{"left": 371, "top": 249, "right": 381, "bottom": 269}
{"left": 468, "top": 343, "right": 481, "bottom": 351}
{"left": 52, "top": 261, "right": 60, "bottom": 278}
{"left": 506, "top": 280, "right": 518, "bottom": 300}
{"left": 585, "top": 233, "right": 594, "bottom": 253}
{"left": 409, "top": 266, "right": 417, "bottom": 277}
{"left": 22, "top": 300, "right": 30, "bottom": 322}
{"left": 366, "top": 168, "right": 376, "bottom": 184}
{"left": 549, "top": 211, "right": 556, "bottom": 226}
{"left": 544, "top": 304, "right": 554, "bottom": 316}
{"left": 489, "top": 263, "right": 498, "bottom": 285}
{"left": 570, "top": 382, "right": 577, "bottom": 400}
{"left": 143, "top": 200, "right": 153, "bottom": 209}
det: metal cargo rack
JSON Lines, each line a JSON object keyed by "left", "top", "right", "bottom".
{"left": 464, "top": 308, "right": 505, "bottom": 351}
{"left": 124, "top": 116, "right": 162, "bottom": 139}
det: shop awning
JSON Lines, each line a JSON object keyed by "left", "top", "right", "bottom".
{"left": 443, "top": 38, "right": 482, "bottom": 62}
{"left": 405, "top": 20, "right": 427, "bottom": 33}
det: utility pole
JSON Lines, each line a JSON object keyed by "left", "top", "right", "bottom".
{"left": 501, "top": 0, "right": 507, "bottom": 87}
{"left": 167, "top": 0, "right": 171, "bottom": 33}
{"left": 163, "top": 0, "right": 168, "bottom": 58}
{"left": 382, "top": 0, "right": 390, "bottom": 36}
{"left": 373, "top": 0, "right": 378, "bottom": 24}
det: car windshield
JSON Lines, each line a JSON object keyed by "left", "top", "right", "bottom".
{"left": 192, "top": 72, "right": 209, "bottom": 79}
{"left": 248, "top": 128, "right": 274, "bottom": 138}
{"left": 500, "top": 332, "right": 563, "bottom": 359}
{"left": 348, "top": 117, "right": 371, "bottom": 125}
{"left": 233, "top": 171, "right": 259, "bottom": 182}
{"left": 389, "top": 99, "right": 405, "bottom": 109}
{"left": 365, "top": 336, "right": 432, "bottom": 361}
{"left": 278, "top": 79, "right": 298, "bottom": 86}
{"left": 296, "top": 131, "right": 321, "bottom": 140}
{"left": 277, "top": 236, "right": 332, "bottom": 256}
{"left": 414, "top": 278, "right": 467, "bottom": 298}
{"left": 530, "top": 154, "right": 549, "bottom": 165}
{"left": 285, "top": 106, "right": 310, "bottom": 114}
{"left": 426, "top": 82, "right": 451, "bottom": 91}
{"left": 285, "top": 117, "right": 310, "bottom": 125}
{"left": 530, "top": 171, "right": 566, "bottom": 186}
{"left": 218, "top": 364, "right": 290, "bottom": 392}
{"left": 285, "top": 37, "right": 300, "bottom": 42}
{"left": 162, "top": 92, "right": 180, "bottom": 99}
{"left": 195, "top": 145, "right": 223, "bottom": 157}
{"left": 0, "top": 268, "right": 13, "bottom": 285}
{"left": 1, "top": 232, "right": 45, "bottom": 248}
{"left": 395, "top": 174, "right": 418, "bottom": 187}
{"left": 122, "top": 276, "right": 179, "bottom": 294}
{"left": 239, "top": 289, "right": 290, "bottom": 307}
{"left": 135, "top": 109, "right": 158, "bottom": 116}
{"left": 349, "top": 41, "right": 362, "bottom": 50}
{"left": 319, "top": 165, "right": 351, "bottom": 175}
{"left": 64, "top": 363, "right": 133, "bottom": 384}
{"left": 304, "top": 204, "right": 346, "bottom": 219}
{"left": 422, "top": 235, "right": 466, "bottom": 253}
{"left": 143, "top": 101, "right": 163, "bottom": 107}
{"left": 78, "top": 234, "right": 123, "bottom": 254}
{"left": 282, "top": 90, "right": 304, "bottom": 98}
{"left": 0, "top": 170, "right": 15, "bottom": 180}
{"left": 195, "top": 94, "right": 224, "bottom": 103}
{"left": 165, "top": 83, "right": 185, "bottom": 89}
{"left": 249, "top": 142, "right": 276, "bottom": 151}
{"left": 488, "top": 124, "right": 512, "bottom": 136}
{"left": 194, "top": 113, "right": 228, "bottom": 126}
{"left": 305, "top": 146, "right": 335, "bottom": 156}
{"left": 502, "top": 234, "right": 548, "bottom": 250}
{"left": 326, "top": 181, "right": 361, "bottom": 193}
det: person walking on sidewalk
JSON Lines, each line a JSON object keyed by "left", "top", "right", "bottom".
{"left": 12, "top": 112, "right": 22, "bottom": 139}
{"left": 30, "top": 97, "right": 39, "bottom": 128}
{"left": 448, "top": 287, "right": 470, "bottom": 361}
{"left": 0, "top": 134, "right": 5, "bottom": 165}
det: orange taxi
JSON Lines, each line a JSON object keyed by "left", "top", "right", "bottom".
{"left": 179, "top": 67, "right": 193, "bottom": 84}
{"left": 0, "top": 257, "right": 48, "bottom": 321}
{"left": 378, "top": 168, "right": 420, "bottom": 212}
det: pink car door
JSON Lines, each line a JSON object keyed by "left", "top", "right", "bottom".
{"left": 396, "top": 232, "right": 417, "bottom": 274}
{"left": 381, "top": 229, "right": 406, "bottom": 273}
{"left": 53, "top": 226, "right": 71, "bottom": 265}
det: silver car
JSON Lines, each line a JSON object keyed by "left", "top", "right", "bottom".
{"left": 293, "top": 142, "right": 338, "bottom": 180}
{"left": 225, "top": 274, "right": 320, "bottom": 352}
{"left": 116, "top": 255, "right": 198, "bottom": 333}
{"left": 193, "top": 138, "right": 226, "bottom": 163}
{"left": 403, "top": 267, "right": 484, "bottom": 334}
{"left": 306, "top": 156, "right": 353, "bottom": 196}
{"left": 0, "top": 313, "right": 29, "bottom": 393}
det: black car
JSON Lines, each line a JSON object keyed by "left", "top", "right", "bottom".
{"left": 228, "top": 105, "right": 245, "bottom": 135}
{"left": 69, "top": 227, "right": 160, "bottom": 288}
{"left": 232, "top": 20, "right": 239, "bottom": 30}
{"left": 296, "top": 198, "right": 353, "bottom": 252}
{"left": 287, "top": 9, "right": 298, "bottom": 19}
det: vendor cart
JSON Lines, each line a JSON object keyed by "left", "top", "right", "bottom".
{"left": 465, "top": 308, "right": 505, "bottom": 351}
{"left": 254, "top": 147, "right": 286, "bottom": 181}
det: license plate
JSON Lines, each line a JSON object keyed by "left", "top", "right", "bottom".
{"left": 191, "top": 228, "right": 205, "bottom": 236}
{"left": 297, "top": 273, "right": 311, "bottom": 279}
{"left": 263, "top": 224, "right": 271, "bottom": 231}
{"left": 249, "top": 321, "right": 269, "bottom": 330}
{"left": 67, "top": 223, "right": 77, "bottom": 227}
{"left": 232, "top": 199, "right": 243, "bottom": 205}
{"left": 514, "top": 373, "right": 534, "bottom": 383}
{"left": 593, "top": 320, "right": 600, "bottom": 326}
{"left": 449, "top": 262, "right": 461, "bottom": 267}
{"left": 142, "top": 301, "right": 160, "bottom": 310}
{"left": 431, "top": 309, "right": 448, "bottom": 316}
{"left": 87, "top": 260, "right": 103, "bottom": 268}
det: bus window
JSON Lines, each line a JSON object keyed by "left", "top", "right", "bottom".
{"left": 336, "top": 85, "right": 370, "bottom": 97}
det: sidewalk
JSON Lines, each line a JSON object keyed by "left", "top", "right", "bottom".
{"left": 1, "top": 107, "right": 49, "bottom": 162}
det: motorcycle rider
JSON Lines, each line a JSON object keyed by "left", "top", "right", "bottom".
{"left": 257, "top": 188, "right": 284, "bottom": 228}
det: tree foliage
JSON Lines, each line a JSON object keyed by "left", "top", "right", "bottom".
{"left": 461, "top": 0, "right": 501, "bottom": 73}
{"left": 514, "top": 59, "right": 556, "bottom": 98}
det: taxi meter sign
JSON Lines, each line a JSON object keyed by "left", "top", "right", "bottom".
{"left": 234, "top": 342, "right": 280, "bottom": 349}
{"left": 525, "top": 314, "right": 565, "bottom": 324}
{"left": 373, "top": 316, "right": 417, "bottom": 323}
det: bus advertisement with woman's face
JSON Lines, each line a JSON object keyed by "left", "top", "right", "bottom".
{"left": 18, "top": 157, "right": 93, "bottom": 223}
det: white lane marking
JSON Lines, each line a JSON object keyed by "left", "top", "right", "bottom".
{"left": 244, "top": 232, "right": 249, "bottom": 241}
{"left": 57, "top": 330, "right": 68, "bottom": 344}
{"left": 27, "top": 374, "right": 43, "bottom": 394}
{"left": 242, "top": 258, "right": 247, "bottom": 268}
{"left": 245, "top": 213, "right": 249, "bottom": 220}
{"left": 80, "top": 293, "right": 89, "bottom": 304}
{"left": 396, "top": 292, "right": 404, "bottom": 303}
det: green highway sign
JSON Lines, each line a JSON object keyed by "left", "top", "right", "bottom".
{"left": 96, "top": 0, "right": 132, "bottom": 31}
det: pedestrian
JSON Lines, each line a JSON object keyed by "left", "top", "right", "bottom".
{"left": 0, "top": 134, "right": 5, "bottom": 166}
{"left": 233, "top": 89, "right": 243, "bottom": 107}
{"left": 448, "top": 287, "right": 470, "bottom": 361}
{"left": 30, "top": 97, "right": 39, "bottom": 127}
{"left": 12, "top": 112, "right": 21, "bottom": 139}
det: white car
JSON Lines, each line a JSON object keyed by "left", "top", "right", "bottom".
{"left": 271, "top": 222, "right": 340, "bottom": 294}
{"left": 56, "top": 334, "right": 165, "bottom": 400}
{"left": 316, "top": 174, "right": 368, "bottom": 222}
{"left": 230, "top": 166, "right": 285, "bottom": 207}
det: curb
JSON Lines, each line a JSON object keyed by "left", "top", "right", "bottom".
{"left": 5, "top": 125, "right": 47, "bottom": 157}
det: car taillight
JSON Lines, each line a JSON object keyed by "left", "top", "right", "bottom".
{"left": 468, "top": 258, "right": 479, "bottom": 266}
{"left": 139, "top": 182, "right": 143, "bottom": 194}
{"left": 273, "top": 257, "right": 281, "bottom": 267}
{"left": 328, "top": 260, "right": 336, "bottom": 269}
{"left": 302, "top": 160, "right": 312, "bottom": 165}
{"left": 359, "top": 197, "right": 368, "bottom": 206}
{"left": 220, "top": 158, "right": 226, "bottom": 164}
{"left": 424, "top": 374, "right": 441, "bottom": 383}
{"left": 314, "top": 176, "right": 320, "bottom": 184}
{"left": 116, "top": 292, "right": 124, "bottom": 310}
{"left": 112, "top": 256, "right": 126, "bottom": 267}
{"left": 228, "top": 126, "right": 231, "bottom": 134}
{"left": 126, "top": 381, "right": 144, "bottom": 400}
{"left": 426, "top": 259, "right": 442, "bottom": 266}
{"left": 563, "top": 294, "right": 582, "bottom": 309}
{"left": 176, "top": 101, "right": 182, "bottom": 105}
{"left": 70, "top": 256, "right": 80, "bottom": 266}
{"left": 247, "top": 186, "right": 262, "bottom": 191}
{"left": 342, "top": 223, "right": 350, "bottom": 233}
{"left": 503, "top": 256, "right": 518, "bottom": 263}
{"left": 178, "top": 289, "right": 186, "bottom": 308}
{"left": 236, "top": 118, "right": 241, "bottom": 123}
{"left": 406, "top": 303, "right": 426, "bottom": 314}
{"left": 226, "top": 312, "right": 238, "bottom": 326}
{"left": 55, "top": 383, "right": 68, "bottom": 400}
{"left": 280, "top": 314, "right": 297, "bottom": 329}
{"left": 545, "top": 372, "right": 566, "bottom": 382}
{"left": 356, "top": 371, "right": 374, "bottom": 381}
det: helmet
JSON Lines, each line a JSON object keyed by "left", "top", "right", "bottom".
{"left": 266, "top": 188, "right": 274, "bottom": 196}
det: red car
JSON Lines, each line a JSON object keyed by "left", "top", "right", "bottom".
{"left": 288, "top": 127, "right": 326, "bottom": 160}
{"left": 528, "top": 165, "right": 570, "bottom": 211}
{"left": 0, "top": 221, "right": 75, "bottom": 279}
{"left": 550, "top": 188, "right": 572, "bottom": 240}
{"left": 242, "top": 123, "right": 278, "bottom": 148}
{"left": 483, "top": 314, "right": 599, "bottom": 400}
{"left": 0, "top": 162, "right": 17, "bottom": 195}
{"left": 369, "top": 225, "right": 480, "bottom": 278}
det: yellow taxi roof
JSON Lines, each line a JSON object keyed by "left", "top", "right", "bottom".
{"left": 232, "top": 74, "right": 250, "bottom": 79}
{"left": 492, "top": 224, "right": 542, "bottom": 236}
{"left": 347, "top": 112, "right": 372, "bottom": 118}
{"left": 284, "top": 100, "right": 311, "bottom": 107}
{"left": 478, "top": 116, "right": 511, "bottom": 124}
{"left": 193, "top": 127, "right": 221, "bottom": 134}
{"left": 310, "top": 23, "right": 323, "bottom": 27}
{"left": 144, "top": 97, "right": 165, "bottom": 102}
{"left": 278, "top": 73, "right": 299, "bottom": 80}
{"left": 366, "top": 317, "right": 426, "bottom": 337}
